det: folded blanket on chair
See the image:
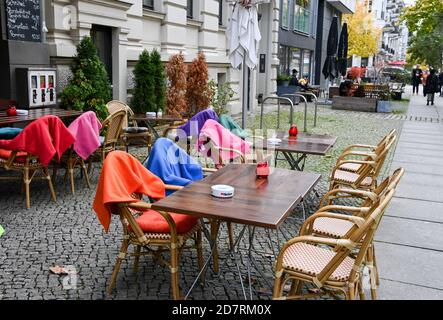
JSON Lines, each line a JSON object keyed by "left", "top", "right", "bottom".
{"left": 144, "top": 138, "right": 203, "bottom": 195}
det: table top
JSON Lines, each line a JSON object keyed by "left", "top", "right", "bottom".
{"left": 260, "top": 132, "right": 337, "bottom": 155}
{"left": 152, "top": 164, "right": 321, "bottom": 229}
{"left": 131, "top": 114, "right": 186, "bottom": 123}
{"left": 0, "top": 108, "right": 83, "bottom": 127}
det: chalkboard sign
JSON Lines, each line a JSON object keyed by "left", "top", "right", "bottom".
{"left": 5, "top": 0, "right": 41, "bottom": 42}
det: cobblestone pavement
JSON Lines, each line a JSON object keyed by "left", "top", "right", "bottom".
{"left": 0, "top": 102, "right": 406, "bottom": 300}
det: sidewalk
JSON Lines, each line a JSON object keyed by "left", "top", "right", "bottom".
{"left": 376, "top": 87, "right": 443, "bottom": 299}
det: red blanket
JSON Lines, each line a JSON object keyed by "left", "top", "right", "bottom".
{"left": 93, "top": 151, "right": 166, "bottom": 232}
{"left": 0, "top": 115, "right": 75, "bottom": 166}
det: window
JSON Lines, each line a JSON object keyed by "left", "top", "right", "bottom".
{"left": 187, "top": 0, "right": 193, "bottom": 19}
{"left": 219, "top": 0, "right": 223, "bottom": 25}
{"left": 281, "top": 0, "right": 290, "bottom": 29}
{"left": 293, "top": 0, "right": 311, "bottom": 34}
{"left": 289, "top": 48, "right": 301, "bottom": 74}
{"left": 143, "top": 0, "right": 154, "bottom": 10}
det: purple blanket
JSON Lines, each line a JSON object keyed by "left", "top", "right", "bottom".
{"left": 178, "top": 109, "right": 219, "bottom": 138}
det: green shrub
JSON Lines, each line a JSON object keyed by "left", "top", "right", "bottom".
{"left": 208, "top": 79, "right": 234, "bottom": 115}
{"left": 60, "top": 37, "right": 111, "bottom": 120}
{"left": 131, "top": 50, "right": 156, "bottom": 113}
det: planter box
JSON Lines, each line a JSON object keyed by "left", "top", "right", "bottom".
{"left": 332, "top": 96, "right": 377, "bottom": 112}
{"left": 377, "top": 100, "right": 392, "bottom": 113}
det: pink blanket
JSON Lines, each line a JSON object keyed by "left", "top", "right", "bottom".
{"left": 68, "top": 111, "right": 102, "bottom": 160}
{"left": 199, "top": 119, "right": 250, "bottom": 164}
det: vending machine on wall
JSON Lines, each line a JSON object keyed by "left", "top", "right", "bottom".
{"left": 16, "top": 68, "right": 57, "bottom": 109}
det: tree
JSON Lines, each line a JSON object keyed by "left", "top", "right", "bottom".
{"left": 166, "top": 52, "right": 187, "bottom": 117}
{"left": 131, "top": 50, "right": 156, "bottom": 113}
{"left": 344, "top": 2, "right": 382, "bottom": 58}
{"left": 60, "top": 37, "right": 111, "bottom": 120}
{"left": 401, "top": 0, "right": 443, "bottom": 67}
{"left": 186, "top": 52, "right": 214, "bottom": 116}
{"left": 150, "top": 49, "right": 166, "bottom": 111}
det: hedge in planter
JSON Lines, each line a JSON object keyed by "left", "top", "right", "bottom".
{"left": 131, "top": 50, "right": 156, "bottom": 114}
{"left": 186, "top": 52, "right": 214, "bottom": 117}
{"left": 60, "top": 37, "right": 111, "bottom": 120}
{"left": 166, "top": 52, "right": 187, "bottom": 117}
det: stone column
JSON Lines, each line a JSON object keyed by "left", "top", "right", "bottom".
{"left": 161, "top": 0, "right": 187, "bottom": 57}
{"left": 198, "top": 0, "right": 219, "bottom": 58}
{"left": 113, "top": 27, "right": 130, "bottom": 102}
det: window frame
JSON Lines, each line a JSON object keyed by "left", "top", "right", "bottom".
{"left": 187, "top": 0, "right": 194, "bottom": 19}
{"left": 142, "top": 0, "right": 154, "bottom": 10}
{"left": 281, "top": 0, "right": 290, "bottom": 30}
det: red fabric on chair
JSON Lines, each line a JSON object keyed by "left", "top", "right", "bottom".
{"left": 135, "top": 210, "right": 198, "bottom": 234}
{"left": 93, "top": 150, "right": 166, "bottom": 232}
{"left": 0, "top": 148, "right": 28, "bottom": 162}
{"left": 0, "top": 115, "right": 75, "bottom": 166}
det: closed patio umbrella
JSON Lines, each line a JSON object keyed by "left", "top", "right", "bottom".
{"left": 337, "top": 22, "right": 348, "bottom": 77}
{"left": 322, "top": 16, "right": 339, "bottom": 81}
{"left": 227, "top": 0, "right": 269, "bottom": 128}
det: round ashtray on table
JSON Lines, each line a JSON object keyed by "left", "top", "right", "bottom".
{"left": 211, "top": 185, "right": 235, "bottom": 198}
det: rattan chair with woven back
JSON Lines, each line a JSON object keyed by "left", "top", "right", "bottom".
{"left": 108, "top": 195, "right": 204, "bottom": 300}
{"left": 88, "top": 110, "right": 126, "bottom": 171}
{"left": 329, "top": 132, "right": 397, "bottom": 192}
{"left": 273, "top": 189, "right": 395, "bottom": 300}
{"left": 299, "top": 168, "right": 404, "bottom": 299}
{"left": 106, "top": 100, "right": 152, "bottom": 153}
{"left": 337, "top": 129, "right": 396, "bottom": 173}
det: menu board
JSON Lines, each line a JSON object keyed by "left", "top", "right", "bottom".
{"left": 5, "top": 0, "right": 41, "bottom": 42}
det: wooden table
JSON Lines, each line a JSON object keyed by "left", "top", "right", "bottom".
{"left": 152, "top": 163, "right": 321, "bottom": 299}
{"left": 131, "top": 114, "right": 186, "bottom": 139}
{"left": 260, "top": 132, "right": 337, "bottom": 171}
{"left": 0, "top": 108, "right": 83, "bottom": 127}
{"left": 153, "top": 163, "right": 321, "bottom": 229}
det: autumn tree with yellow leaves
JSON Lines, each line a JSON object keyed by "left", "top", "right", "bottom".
{"left": 344, "top": 1, "right": 382, "bottom": 58}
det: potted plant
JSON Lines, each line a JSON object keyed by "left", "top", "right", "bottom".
{"left": 277, "top": 74, "right": 291, "bottom": 87}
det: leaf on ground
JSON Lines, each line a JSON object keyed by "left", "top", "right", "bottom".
{"left": 49, "top": 266, "right": 70, "bottom": 275}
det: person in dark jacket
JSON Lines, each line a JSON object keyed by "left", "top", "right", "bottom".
{"left": 426, "top": 68, "right": 439, "bottom": 106}
{"left": 439, "top": 69, "right": 443, "bottom": 97}
{"left": 411, "top": 65, "right": 422, "bottom": 95}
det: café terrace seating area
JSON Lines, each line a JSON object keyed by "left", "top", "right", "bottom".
{"left": 0, "top": 100, "right": 402, "bottom": 300}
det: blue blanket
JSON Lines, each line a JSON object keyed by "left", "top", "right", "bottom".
{"left": 144, "top": 138, "right": 203, "bottom": 195}
{"left": 0, "top": 127, "right": 22, "bottom": 140}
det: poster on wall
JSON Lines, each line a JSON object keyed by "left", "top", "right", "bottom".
{"left": 5, "top": 0, "right": 41, "bottom": 42}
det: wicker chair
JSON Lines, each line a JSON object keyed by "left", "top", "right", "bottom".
{"left": 57, "top": 148, "right": 91, "bottom": 195}
{"left": 329, "top": 133, "right": 396, "bottom": 191}
{"left": 107, "top": 100, "right": 152, "bottom": 153}
{"left": 0, "top": 151, "right": 57, "bottom": 209}
{"left": 88, "top": 110, "right": 126, "bottom": 171}
{"left": 108, "top": 197, "right": 204, "bottom": 300}
{"left": 337, "top": 129, "right": 397, "bottom": 173}
{"left": 300, "top": 168, "right": 404, "bottom": 299}
{"left": 273, "top": 189, "right": 395, "bottom": 300}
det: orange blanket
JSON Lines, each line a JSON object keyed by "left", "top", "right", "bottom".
{"left": 93, "top": 150, "right": 166, "bottom": 232}
{"left": 0, "top": 115, "right": 75, "bottom": 166}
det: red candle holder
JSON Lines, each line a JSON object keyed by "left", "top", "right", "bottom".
{"left": 289, "top": 124, "right": 298, "bottom": 137}
{"left": 256, "top": 161, "right": 270, "bottom": 179}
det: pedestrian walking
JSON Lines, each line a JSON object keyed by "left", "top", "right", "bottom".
{"left": 422, "top": 69, "right": 429, "bottom": 97}
{"left": 411, "top": 65, "right": 422, "bottom": 95}
{"left": 426, "top": 68, "right": 439, "bottom": 106}
{"left": 439, "top": 69, "right": 443, "bottom": 97}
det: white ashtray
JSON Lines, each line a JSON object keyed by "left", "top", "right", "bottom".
{"left": 267, "top": 138, "right": 282, "bottom": 145}
{"left": 211, "top": 185, "right": 235, "bottom": 198}
{"left": 146, "top": 112, "right": 156, "bottom": 117}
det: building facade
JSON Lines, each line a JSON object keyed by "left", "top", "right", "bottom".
{"left": 0, "top": 0, "right": 279, "bottom": 115}
{"left": 278, "top": 0, "right": 355, "bottom": 88}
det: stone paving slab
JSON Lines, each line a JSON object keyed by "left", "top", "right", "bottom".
{"left": 394, "top": 172, "right": 443, "bottom": 202}
{"left": 391, "top": 161, "right": 443, "bottom": 176}
{"left": 376, "top": 216, "right": 443, "bottom": 251}
{"left": 378, "top": 279, "right": 443, "bottom": 300}
{"left": 375, "top": 242, "right": 443, "bottom": 290}
{"left": 396, "top": 141, "right": 443, "bottom": 152}
{"left": 394, "top": 147, "right": 443, "bottom": 158}
{"left": 385, "top": 197, "right": 443, "bottom": 223}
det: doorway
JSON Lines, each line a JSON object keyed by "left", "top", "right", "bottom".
{"left": 91, "top": 25, "right": 113, "bottom": 82}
